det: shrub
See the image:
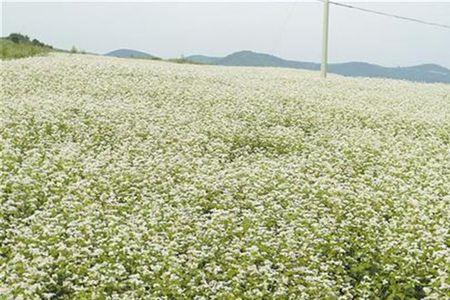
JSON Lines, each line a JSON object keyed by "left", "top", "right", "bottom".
{"left": 0, "top": 39, "right": 49, "bottom": 59}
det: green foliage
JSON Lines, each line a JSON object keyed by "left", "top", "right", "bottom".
{"left": 5, "top": 33, "right": 53, "bottom": 49}
{"left": 31, "top": 38, "right": 52, "bottom": 48}
{"left": 0, "top": 39, "right": 50, "bottom": 60}
{"left": 167, "top": 57, "right": 204, "bottom": 65}
{"left": 7, "top": 33, "right": 31, "bottom": 44}
{"left": 1, "top": 33, "right": 53, "bottom": 59}
{"left": 128, "top": 55, "right": 161, "bottom": 61}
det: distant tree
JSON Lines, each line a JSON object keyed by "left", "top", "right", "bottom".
{"left": 70, "top": 46, "right": 78, "bottom": 54}
{"left": 31, "top": 39, "right": 44, "bottom": 47}
{"left": 7, "top": 33, "right": 30, "bottom": 44}
{"left": 10, "top": 36, "right": 19, "bottom": 43}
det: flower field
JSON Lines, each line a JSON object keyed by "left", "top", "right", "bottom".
{"left": 1, "top": 54, "right": 449, "bottom": 299}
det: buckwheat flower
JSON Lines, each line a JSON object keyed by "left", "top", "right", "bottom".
{"left": 1, "top": 53, "right": 449, "bottom": 299}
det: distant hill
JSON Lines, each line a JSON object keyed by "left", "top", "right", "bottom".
{"left": 105, "top": 49, "right": 158, "bottom": 59}
{"left": 216, "top": 51, "right": 319, "bottom": 70}
{"left": 328, "top": 62, "right": 450, "bottom": 84}
{"left": 186, "top": 50, "right": 450, "bottom": 84}
{"left": 185, "top": 55, "right": 222, "bottom": 65}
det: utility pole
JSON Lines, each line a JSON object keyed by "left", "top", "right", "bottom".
{"left": 321, "top": 0, "right": 330, "bottom": 78}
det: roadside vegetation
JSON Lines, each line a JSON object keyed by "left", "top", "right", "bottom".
{"left": 0, "top": 33, "right": 53, "bottom": 60}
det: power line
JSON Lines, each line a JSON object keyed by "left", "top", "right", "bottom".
{"left": 315, "top": 0, "right": 450, "bottom": 30}
{"left": 272, "top": 1, "right": 297, "bottom": 56}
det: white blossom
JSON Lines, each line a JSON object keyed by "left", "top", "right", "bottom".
{"left": 0, "top": 53, "right": 449, "bottom": 298}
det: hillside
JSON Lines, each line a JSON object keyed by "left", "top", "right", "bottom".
{"left": 105, "top": 48, "right": 158, "bottom": 59}
{"left": 0, "top": 33, "right": 53, "bottom": 59}
{"left": 187, "top": 50, "right": 450, "bottom": 84}
{"left": 186, "top": 55, "right": 222, "bottom": 64}
{"left": 328, "top": 62, "right": 450, "bottom": 84}
{"left": 1, "top": 54, "right": 449, "bottom": 298}
{"left": 217, "top": 50, "right": 318, "bottom": 70}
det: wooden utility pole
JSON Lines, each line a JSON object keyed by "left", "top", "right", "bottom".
{"left": 321, "top": 0, "right": 330, "bottom": 78}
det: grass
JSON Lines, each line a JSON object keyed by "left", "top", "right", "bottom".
{"left": 0, "top": 39, "right": 50, "bottom": 60}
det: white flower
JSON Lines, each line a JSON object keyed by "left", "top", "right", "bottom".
{"left": 1, "top": 53, "right": 449, "bottom": 299}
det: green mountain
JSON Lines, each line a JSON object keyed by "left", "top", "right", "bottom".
{"left": 185, "top": 55, "right": 222, "bottom": 64}
{"left": 216, "top": 50, "right": 318, "bottom": 70}
{"left": 105, "top": 49, "right": 158, "bottom": 59}
{"left": 186, "top": 51, "right": 450, "bottom": 84}
{"left": 328, "top": 62, "right": 450, "bottom": 84}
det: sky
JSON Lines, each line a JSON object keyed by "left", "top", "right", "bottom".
{"left": 2, "top": 1, "right": 450, "bottom": 68}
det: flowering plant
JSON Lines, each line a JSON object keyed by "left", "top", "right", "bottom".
{"left": 1, "top": 54, "right": 449, "bottom": 299}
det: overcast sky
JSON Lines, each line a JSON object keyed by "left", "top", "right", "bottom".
{"left": 2, "top": 1, "right": 450, "bottom": 68}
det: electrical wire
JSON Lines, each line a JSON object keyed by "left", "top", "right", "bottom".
{"left": 272, "top": 2, "right": 297, "bottom": 56}
{"left": 315, "top": 0, "right": 450, "bottom": 30}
